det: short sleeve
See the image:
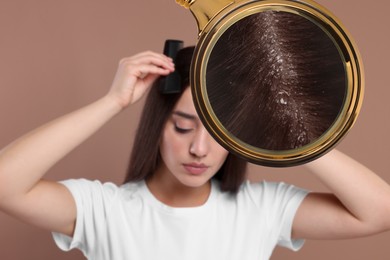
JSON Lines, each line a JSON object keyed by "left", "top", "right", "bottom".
{"left": 52, "top": 179, "right": 118, "bottom": 256}
{"left": 248, "top": 181, "right": 309, "bottom": 251}
{"left": 273, "top": 183, "right": 308, "bottom": 251}
{"left": 267, "top": 182, "right": 308, "bottom": 251}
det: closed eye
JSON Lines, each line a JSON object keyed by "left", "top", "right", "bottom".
{"left": 174, "top": 125, "right": 192, "bottom": 134}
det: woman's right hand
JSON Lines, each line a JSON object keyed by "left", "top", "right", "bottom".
{"left": 0, "top": 50, "right": 174, "bottom": 238}
{"left": 106, "top": 51, "right": 175, "bottom": 110}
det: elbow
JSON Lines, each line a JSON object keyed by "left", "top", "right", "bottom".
{"left": 0, "top": 183, "right": 8, "bottom": 211}
{"left": 367, "top": 204, "right": 390, "bottom": 234}
{"left": 383, "top": 205, "right": 390, "bottom": 231}
{"left": 0, "top": 167, "right": 13, "bottom": 210}
{"left": 0, "top": 187, "right": 7, "bottom": 211}
{"left": 379, "top": 196, "right": 390, "bottom": 231}
{"left": 0, "top": 182, "right": 17, "bottom": 212}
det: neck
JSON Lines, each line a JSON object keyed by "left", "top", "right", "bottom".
{"left": 146, "top": 164, "right": 212, "bottom": 207}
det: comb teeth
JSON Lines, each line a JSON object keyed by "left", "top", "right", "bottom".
{"left": 175, "top": 0, "right": 194, "bottom": 9}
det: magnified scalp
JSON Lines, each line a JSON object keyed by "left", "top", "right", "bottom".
{"left": 207, "top": 11, "right": 346, "bottom": 150}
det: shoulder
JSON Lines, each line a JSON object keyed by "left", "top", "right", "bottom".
{"left": 118, "top": 181, "right": 145, "bottom": 200}
{"left": 237, "top": 179, "right": 296, "bottom": 195}
{"left": 60, "top": 178, "right": 117, "bottom": 194}
{"left": 233, "top": 180, "right": 308, "bottom": 208}
{"left": 59, "top": 178, "right": 144, "bottom": 202}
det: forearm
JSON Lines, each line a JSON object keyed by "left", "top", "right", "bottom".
{"left": 0, "top": 95, "right": 122, "bottom": 201}
{"left": 305, "top": 149, "right": 390, "bottom": 230}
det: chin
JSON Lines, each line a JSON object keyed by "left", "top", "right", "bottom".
{"left": 177, "top": 174, "right": 212, "bottom": 189}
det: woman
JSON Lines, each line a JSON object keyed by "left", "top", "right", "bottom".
{"left": 0, "top": 46, "right": 389, "bottom": 260}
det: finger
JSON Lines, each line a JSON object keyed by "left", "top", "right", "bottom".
{"left": 128, "top": 51, "right": 172, "bottom": 63}
{"left": 133, "top": 64, "right": 173, "bottom": 79}
{"left": 143, "top": 73, "right": 161, "bottom": 87}
{"left": 121, "top": 55, "right": 174, "bottom": 72}
{"left": 129, "top": 55, "right": 174, "bottom": 69}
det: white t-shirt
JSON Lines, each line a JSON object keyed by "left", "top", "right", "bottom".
{"left": 53, "top": 178, "right": 308, "bottom": 260}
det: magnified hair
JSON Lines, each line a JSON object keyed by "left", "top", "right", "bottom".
{"left": 206, "top": 10, "right": 346, "bottom": 151}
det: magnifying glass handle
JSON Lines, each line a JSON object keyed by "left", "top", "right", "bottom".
{"left": 176, "top": 0, "right": 234, "bottom": 35}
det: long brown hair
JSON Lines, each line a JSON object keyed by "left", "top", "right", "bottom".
{"left": 124, "top": 47, "right": 247, "bottom": 194}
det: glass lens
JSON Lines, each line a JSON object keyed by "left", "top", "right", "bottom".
{"left": 206, "top": 10, "right": 346, "bottom": 151}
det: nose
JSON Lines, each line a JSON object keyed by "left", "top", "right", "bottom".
{"left": 189, "top": 127, "right": 210, "bottom": 158}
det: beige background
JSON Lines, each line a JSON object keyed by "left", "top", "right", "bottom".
{"left": 0, "top": 0, "right": 389, "bottom": 259}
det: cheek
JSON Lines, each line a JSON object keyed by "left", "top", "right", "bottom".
{"left": 160, "top": 127, "right": 186, "bottom": 162}
{"left": 211, "top": 142, "right": 229, "bottom": 164}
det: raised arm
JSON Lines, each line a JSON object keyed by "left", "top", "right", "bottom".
{"left": 0, "top": 51, "right": 174, "bottom": 237}
{"left": 292, "top": 149, "right": 390, "bottom": 239}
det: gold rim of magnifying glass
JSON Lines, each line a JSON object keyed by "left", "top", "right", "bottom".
{"left": 186, "top": 0, "right": 364, "bottom": 166}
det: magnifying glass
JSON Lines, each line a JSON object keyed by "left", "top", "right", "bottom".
{"left": 176, "top": 0, "right": 364, "bottom": 167}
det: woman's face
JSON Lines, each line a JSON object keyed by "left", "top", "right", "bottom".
{"left": 159, "top": 87, "right": 229, "bottom": 188}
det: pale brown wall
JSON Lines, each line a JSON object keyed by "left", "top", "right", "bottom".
{"left": 0, "top": 0, "right": 389, "bottom": 259}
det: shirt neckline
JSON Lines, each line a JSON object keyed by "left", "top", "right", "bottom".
{"left": 139, "top": 179, "right": 217, "bottom": 216}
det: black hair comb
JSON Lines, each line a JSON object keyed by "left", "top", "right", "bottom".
{"left": 159, "top": 39, "right": 184, "bottom": 94}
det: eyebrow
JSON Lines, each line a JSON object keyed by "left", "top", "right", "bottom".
{"left": 172, "top": 111, "right": 198, "bottom": 121}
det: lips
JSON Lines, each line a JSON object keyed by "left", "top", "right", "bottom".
{"left": 183, "top": 163, "right": 209, "bottom": 175}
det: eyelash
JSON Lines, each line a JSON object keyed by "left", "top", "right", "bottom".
{"left": 174, "top": 125, "right": 192, "bottom": 134}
